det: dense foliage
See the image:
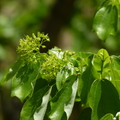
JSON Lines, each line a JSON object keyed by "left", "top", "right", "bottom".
{"left": 1, "top": 0, "right": 120, "bottom": 120}
{"left": 1, "top": 32, "right": 120, "bottom": 120}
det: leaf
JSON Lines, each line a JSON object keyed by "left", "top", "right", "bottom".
{"left": 56, "top": 69, "right": 67, "bottom": 91}
{"left": 93, "top": 49, "right": 110, "bottom": 71}
{"left": 88, "top": 79, "right": 101, "bottom": 120}
{"left": 92, "top": 49, "right": 111, "bottom": 79}
{"left": 115, "top": 112, "right": 120, "bottom": 120}
{"left": 20, "top": 86, "right": 51, "bottom": 120}
{"left": 110, "top": 56, "right": 120, "bottom": 97}
{"left": 111, "top": 56, "right": 120, "bottom": 71}
{"left": 100, "top": 113, "right": 114, "bottom": 120}
{"left": 56, "top": 64, "right": 75, "bottom": 91}
{"left": 97, "top": 79, "right": 120, "bottom": 119}
{"left": 76, "top": 52, "right": 93, "bottom": 70}
{"left": 88, "top": 79, "right": 120, "bottom": 120}
{"left": 48, "top": 47, "right": 64, "bottom": 59}
{"left": 0, "top": 58, "right": 23, "bottom": 86}
{"left": 93, "top": 5, "right": 118, "bottom": 41}
{"left": 110, "top": 69, "right": 120, "bottom": 97}
{"left": 49, "top": 75, "right": 77, "bottom": 120}
{"left": 79, "top": 55, "right": 96, "bottom": 105}
{"left": 33, "top": 77, "right": 48, "bottom": 93}
{"left": 33, "top": 87, "right": 52, "bottom": 120}
{"left": 11, "top": 62, "right": 40, "bottom": 101}
{"left": 64, "top": 80, "right": 78, "bottom": 119}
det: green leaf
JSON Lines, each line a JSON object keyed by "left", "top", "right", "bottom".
{"left": 100, "top": 113, "right": 114, "bottom": 120}
{"left": 33, "top": 87, "right": 52, "bottom": 120}
{"left": 111, "top": 56, "right": 120, "bottom": 71}
{"left": 93, "top": 5, "right": 118, "bottom": 41}
{"left": 33, "top": 77, "right": 48, "bottom": 93}
{"left": 11, "top": 62, "right": 40, "bottom": 101}
{"left": 93, "top": 49, "right": 110, "bottom": 71}
{"left": 20, "top": 86, "right": 51, "bottom": 120}
{"left": 116, "top": 112, "right": 120, "bottom": 120}
{"left": 110, "top": 56, "right": 120, "bottom": 97}
{"left": 76, "top": 52, "right": 93, "bottom": 70}
{"left": 88, "top": 79, "right": 101, "bottom": 120}
{"left": 64, "top": 80, "right": 78, "bottom": 119}
{"left": 49, "top": 75, "right": 77, "bottom": 120}
{"left": 98, "top": 79, "right": 120, "bottom": 119}
{"left": 0, "top": 58, "right": 23, "bottom": 86}
{"left": 92, "top": 49, "right": 111, "bottom": 79}
{"left": 56, "top": 68, "right": 67, "bottom": 91}
{"left": 110, "top": 69, "right": 120, "bottom": 97}
{"left": 88, "top": 79, "right": 120, "bottom": 120}
{"left": 56, "top": 64, "right": 75, "bottom": 91}
{"left": 48, "top": 47, "right": 64, "bottom": 59}
{"left": 79, "top": 55, "right": 96, "bottom": 105}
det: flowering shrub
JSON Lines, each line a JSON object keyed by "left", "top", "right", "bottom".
{"left": 1, "top": 0, "right": 120, "bottom": 120}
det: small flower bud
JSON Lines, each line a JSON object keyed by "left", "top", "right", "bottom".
{"left": 42, "top": 45, "right": 46, "bottom": 48}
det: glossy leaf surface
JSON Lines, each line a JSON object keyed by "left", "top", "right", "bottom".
{"left": 33, "top": 87, "right": 52, "bottom": 120}
{"left": 49, "top": 75, "right": 77, "bottom": 120}
{"left": 93, "top": 5, "right": 118, "bottom": 41}
{"left": 92, "top": 49, "right": 111, "bottom": 79}
{"left": 20, "top": 86, "right": 51, "bottom": 120}
{"left": 11, "top": 62, "right": 40, "bottom": 101}
{"left": 88, "top": 79, "right": 101, "bottom": 120}
{"left": 79, "top": 55, "right": 95, "bottom": 105}
{"left": 110, "top": 56, "right": 120, "bottom": 97}
{"left": 56, "top": 64, "right": 75, "bottom": 91}
{"left": 0, "top": 58, "right": 23, "bottom": 86}
{"left": 64, "top": 80, "right": 78, "bottom": 119}
{"left": 100, "top": 113, "right": 114, "bottom": 120}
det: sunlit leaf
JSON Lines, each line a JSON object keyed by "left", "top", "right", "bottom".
{"left": 76, "top": 52, "right": 93, "bottom": 70}
{"left": 0, "top": 58, "right": 23, "bottom": 86}
{"left": 64, "top": 80, "right": 78, "bottom": 119}
{"left": 100, "top": 113, "right": 114, "bottom": 120}
{"left": 49, "top": 75, "right": 77, "bottom": 120}
{"left": 48, "top": 47, "right": 64, "bottom": 59}
{"left": 88, "top": 79, "right": 101, "bottom": 120}
{"left": 11, "top": 62, "right": 40, "bottom": 101}
{"left": 33, "top": 87, "right": 52, "bottom": 120}
{"left": 93, "top": 5, "right": 118, "bottom": 41}
{"left": 115, "top": 112, "right": 120, "bottom": 120}
{"left": 20, "top": 86, "right": 51, "bottom": 120}
{"left": 110, "top": 56, "right": 120, "bottom": 97}
{"left": 56, "top": 64, "right": 75, "bottom": 91}
{"left": 92, "top": 49, "right": 111, "bottom": 79}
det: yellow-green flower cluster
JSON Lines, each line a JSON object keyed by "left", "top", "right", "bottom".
{"left": 40, "top": 48, "right": 75, "bottom": 82}
{"left": 40, "top": 54, "right": 64, "bottom": 82}
{"left": 17, "top": 32, "right": 50, "bottom": 62}
{"left": 17, "top": 32, "right": 76, "bottom": 82}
